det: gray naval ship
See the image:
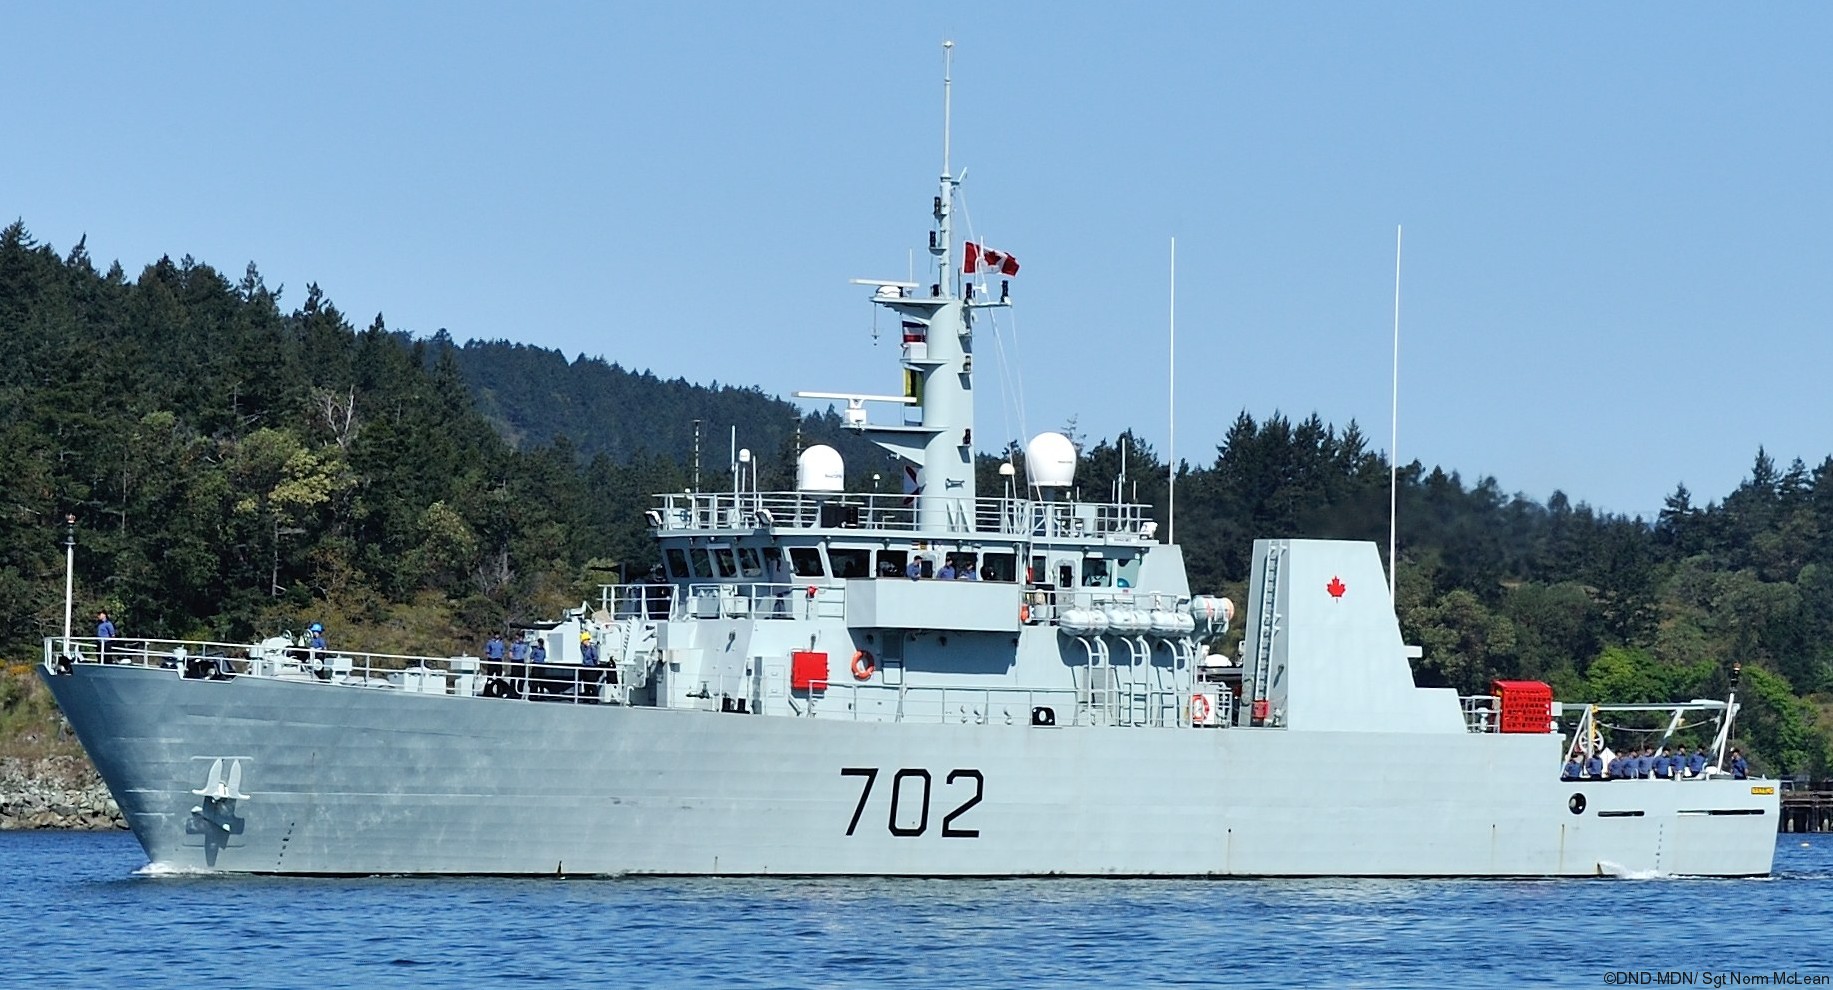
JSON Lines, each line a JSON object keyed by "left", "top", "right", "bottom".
{"left": 42, "top": 52, "right": 1777, "bottom": 878}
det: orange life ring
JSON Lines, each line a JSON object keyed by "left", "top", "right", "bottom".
{"left": 851, "top": 650, "right": 876, "bottom": 680}
{"left": 1191, "top": 693, "right": 1212, "bottom": 724}
{"left": 1019, "top": 604, "right": 1031, "bottom": 623}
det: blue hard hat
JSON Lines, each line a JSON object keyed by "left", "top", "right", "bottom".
{"left": 308, "top": 622, "right": 324, "bottom": 632}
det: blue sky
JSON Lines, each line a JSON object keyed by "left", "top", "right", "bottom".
{"left": 6, "top": 3, "right": 1830, "bottom": 516}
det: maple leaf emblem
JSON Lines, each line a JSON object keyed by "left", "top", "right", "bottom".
{"left": 1326, "top": 576, "right": 1347, "bottom": 599}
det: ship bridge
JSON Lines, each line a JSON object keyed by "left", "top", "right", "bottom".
{"left": 640, "top": 486, "right": 1180, "bottom": 632}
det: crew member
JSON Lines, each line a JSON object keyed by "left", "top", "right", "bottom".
{"left": 1688, "top": 747, "right": 1708, "bottom": 777}
{"left": 1584, "top": 750, "right": 1603, "bottom": 779}
{"left": 485, "top": 633, "right": 505, "bottom": 676}
{"left": 95, "top": 610, "right": 116, "bottom": 661}
{"left": 643, "top": 565, "right": 671, "bottom": 620}
{"left": 1562, "top": 755, "right": 1583, "bottom": 781}
{"left": 1730, "top": 749, "right": 1748, "bottom": 779}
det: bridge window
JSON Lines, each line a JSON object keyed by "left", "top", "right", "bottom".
{"left": 830, "top": 547, "right": 871, "bottom": 579}
{"left": 1114, "top": 555, "right": 1141, "bottom": 589}
{"left": 737, "top": 546, "right": 763, "bottom": 578}
{"left": 664, "top": 548, "right": 689, "bottom": 580}
{"left": 981, "top": 551, "right": 1017, "bottom": 582}
{"left": 712, "top": 548, "right": 739, "bottom": 579}
{"left": 788, "top": 547, "right": 825, "bottom": 577}
{"left": 876, "top": 548, "right": 908, "bottom": 577}
{"left": 1082, "top": 557, "right": 1110, "bottom": 587}
{"left": 690, "top": 549, "right": 713, "bottom": 579}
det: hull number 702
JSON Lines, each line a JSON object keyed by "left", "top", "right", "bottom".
{"left": 840, "top": 767, "right": 984, "bottom": 838}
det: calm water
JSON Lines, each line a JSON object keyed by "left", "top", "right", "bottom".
{"left": 5, "top": 831, "right": 1830, "bottom": 989}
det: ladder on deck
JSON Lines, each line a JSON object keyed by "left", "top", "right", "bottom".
{"left": 1081, "top": 636, "right": 1114, "bottom": 725}
{"left": 1246, "top": 544, "right": 1283, "bottom": 723}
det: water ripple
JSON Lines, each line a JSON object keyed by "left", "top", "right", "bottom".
{"left": 3, "top": 832, "right": 1830, "bottom": 989}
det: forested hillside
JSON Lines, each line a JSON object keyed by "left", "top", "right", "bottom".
{"left": 1, "top": 221, "right": 1827, "bottom": 777}
{"left": 440, "top": 337, "right": 881, "bottom": 475}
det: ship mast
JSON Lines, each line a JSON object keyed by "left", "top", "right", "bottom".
{"left": 805, "top": 40, "right": 998, "bottom": 533}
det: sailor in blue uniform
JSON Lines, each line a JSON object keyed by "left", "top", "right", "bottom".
{"left": 1585, "top": 751, "right": 1603, "bottom": 779}
{"left": 485, "top": 633, "right": 505, "bottom": 675}
{"left": 1730, "top": 749, "right": 1748, "bottom": 779}
{"left": 96, "top": 610, "right": 116, "bottom": 661}
{"left": 307, "top": 622, "right": 326, "bottom": 651}
{"left": 1607, "top": 753, "right": 1623, "bottom": 779}
{"left": 1653, "top": 749, "right": 1670, "bottom": 779}
{"left": 1635, "top": 747, "right": 1652, "bottom": 779}
{"left": 1688, "top": 747, "right": 1707, "bottom": 777}
{"left": 1563, "top": 755, "right": 1583, "bottom": 780}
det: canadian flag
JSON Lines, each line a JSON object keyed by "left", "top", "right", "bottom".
{"left": 963, "top": 242, "right": 1020, "bottom": 276}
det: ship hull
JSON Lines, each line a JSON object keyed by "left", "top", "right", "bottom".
{"left": 43, "top": 664, "right": 1777, "bottom": 877}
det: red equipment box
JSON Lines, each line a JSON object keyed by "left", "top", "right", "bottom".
{"left": 1491, "top": 679, "right": 1553, "bottom": 734}
{"left": 791, "top": 651, "right": 829, "bottom": 692}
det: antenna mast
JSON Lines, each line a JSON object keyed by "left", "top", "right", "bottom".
{"left": 942, "top": 39, "right": 953, "bottom": 178}
{"left": 938, "top": 40, "right": 955, "bottom": 291}
{"left": 1388, "top": 224, "right": 1402, "bottom": 603}
{"left": 1168, "top": 236, "right": 1177, "bottom": 545}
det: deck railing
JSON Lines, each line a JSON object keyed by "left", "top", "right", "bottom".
{"left": 799, "top": 680, "right": 1088, "bottom": 727}
{"left": 42, "top": 636, "right": 640, "bottom": 706}
{"left": 652, "top": 491, "right": 1155, "bottom": 539}
{"left": 597, "top": 582, "right": 847, "bottom": 622}
{"left": 41, "top": 635, "right": 1211, "bottom": 729}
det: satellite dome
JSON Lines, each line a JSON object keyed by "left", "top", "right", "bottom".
{"left": 796, "top": 445, "right": 845, "bottom": 493}
{"left": 1025, "top": 432, "right": 1077, "bottom": 488}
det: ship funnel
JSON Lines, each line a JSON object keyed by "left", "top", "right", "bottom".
{"left": 796, "top": 445, "right": 846, "bottom": 492}
{"left": 1025, "top": 432, "right": 1077, "bottom": 488}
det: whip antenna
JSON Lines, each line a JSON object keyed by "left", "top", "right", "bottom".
{"left": 1389, "top": 224, "right": 1402, "bottom": 603}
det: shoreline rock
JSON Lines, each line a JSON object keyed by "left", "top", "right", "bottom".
{"left": 0, "top": 756, "right": 127, "bottom": 831}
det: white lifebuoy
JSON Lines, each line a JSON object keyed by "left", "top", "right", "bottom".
{"left": 1191, "top": 693, "right": 1213, "bottom": 724}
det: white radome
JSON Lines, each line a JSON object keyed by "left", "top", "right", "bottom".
{"left": 1025, "top": 432, "right": 1077, "bottom": 488}
{"left": 796, "top": 445, "right": 846, "bottom": 492}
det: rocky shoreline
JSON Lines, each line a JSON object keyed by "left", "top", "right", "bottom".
{"left": 0, "top": 757, "right": 126, "bottom": 831}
